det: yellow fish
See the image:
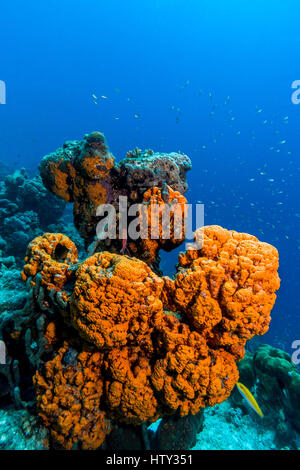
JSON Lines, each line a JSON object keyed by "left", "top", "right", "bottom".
{"left": 236, "top": 382, "right": 264, "bottom": 418}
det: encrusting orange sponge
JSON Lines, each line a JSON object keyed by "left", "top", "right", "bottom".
{"left": 129, "top": 185, "right": 187, "bottom": 266}
{"left": 22, "top": 232, "right": 78, "bottom": 290}
{"left": 21, "top": 233, "right": 78, "bottom": 312}
{"left": 104, "top": 346, "right": 161, "bottom": 424}
{"left": 163, "top": 225, "right": 280, "bottom": 360}
{"left": 23, "top": 225, "right": 280, "bottom": 449}
{"left": 70, "top": 251, "right": 164, "bottom": 350}
{"left": 33, "top": 342, "right": 110, "bottom": 450}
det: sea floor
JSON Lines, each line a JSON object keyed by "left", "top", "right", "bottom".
{"left": 192, "top": 400, "right": 300, "bottom": 450}
{"left": 0, "top": 409, "right": 47, "bottom": 450}
{"left": 1, "top": 400, "right": 299, "bottom": 450}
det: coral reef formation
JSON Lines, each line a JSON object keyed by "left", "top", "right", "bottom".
{"left": 39, "top": 132, "right": 191, "bottom": 268}
{"left": 0, "top": 168, "right": 65, "bottom": 263}
{"left": 0, "top": 132, "right": 281, "bottom": 450}
{"left": 17, "top": 225, "right": 279, "bottom": 449}
{"left": 232, "top": 344, "right": 300, "bottom": 438}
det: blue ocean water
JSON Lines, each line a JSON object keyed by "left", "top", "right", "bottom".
{"left": 0, "top": 0, "right": 299, "bottom": 450}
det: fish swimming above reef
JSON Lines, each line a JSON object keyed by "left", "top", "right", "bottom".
{"left": 120, "top": 228, "right": 128, "bottom": 255}
{"left": 236, "top": 382, "right": 264, "bottom": 418}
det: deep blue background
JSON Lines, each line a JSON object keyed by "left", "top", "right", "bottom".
{"left": 0, "top": 0, "right": 299, "bottom": 352}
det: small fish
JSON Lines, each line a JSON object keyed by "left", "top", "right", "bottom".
{"left": 120, "top": 228, "right": 128, "bottom": 255}
{"left": 236, "top": 382, "right": 264, "bottom": 418}
{"left": 101, "top": 95, "right": 108, "bottom": 99}
{"left": 134, "top": 114, "right": 140, "bottom": 118}
{"left": 161, "top": 182, "right": 170, "bottom": 203}
{"left": 92, "top": 94, "right": 98, "bottom": 100}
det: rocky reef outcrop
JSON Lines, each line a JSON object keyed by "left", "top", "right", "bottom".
{"left": 39, "top": 132, "right": 191, "bottom": 270}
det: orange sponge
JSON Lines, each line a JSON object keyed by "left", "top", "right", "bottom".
{"left": 70, "top": 252, "right": 164, "bottom": 349}
{"left": 33, "top": 342, "right": 110, "bottom": 450}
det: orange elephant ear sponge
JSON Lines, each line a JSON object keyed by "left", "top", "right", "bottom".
{"left": 33, "top": 343, "right": 110, "bottom": 450}
{"left": 163, "top": 225, "right": 280, "bottom": 360}
{"left": 70, "top": 252, "right": 164, "bottom": 350}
